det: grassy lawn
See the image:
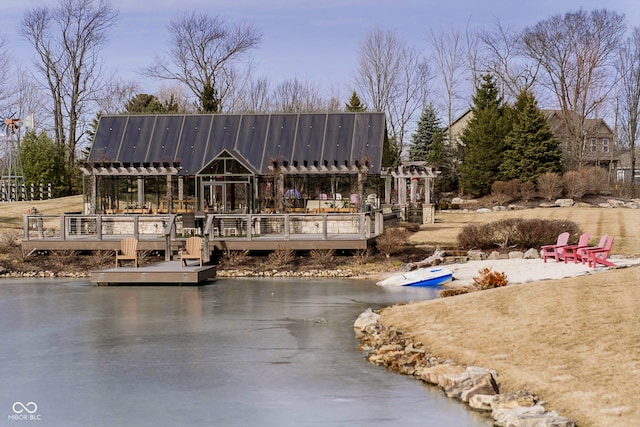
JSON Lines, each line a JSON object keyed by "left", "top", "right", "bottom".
{"left": 411, "top": 207, "right": 640, "bottom": 257}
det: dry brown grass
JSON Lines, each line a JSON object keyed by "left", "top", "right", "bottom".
{"left": 380, "top": 266, "right": 640, "bottom": 426}
{"left": 411, "top": 207, "right": 640, "bottom": 257}
{"left": 386, "top": 206, "right": 640, "bottom": 426}
{"left": 0, "top": 195, "right": 84, "bottom": 232}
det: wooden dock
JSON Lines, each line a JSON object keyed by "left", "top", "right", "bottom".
{"left": 90, "top": 261, "right": 217, "bottom": 286}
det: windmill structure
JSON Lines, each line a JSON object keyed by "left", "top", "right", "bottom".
{"left": 0, "top": 113, "right": 25, "bottom": 201}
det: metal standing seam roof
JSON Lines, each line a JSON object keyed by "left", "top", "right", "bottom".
{"left": 87, "top": 112, "right": 386, "bottom": 175}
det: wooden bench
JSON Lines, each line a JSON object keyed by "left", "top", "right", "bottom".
{"left": 115, "top": 237, "right": 138, "bottom": 268}
{"left": 179, "top": 236, "right": 204, "bottom": 267}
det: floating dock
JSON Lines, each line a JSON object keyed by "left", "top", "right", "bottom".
{"left": 90, "top": 261, "right": 217, "bottom": 286}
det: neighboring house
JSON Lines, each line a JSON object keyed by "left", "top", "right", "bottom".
{"left": 444, "top": 109, "right": 472, "bottom": 147}
{"left": 444, "top": 108, "right": 619, "bottom": 173}
{"left": 615, "top": 149, "right": 640, "bottom": 183}
{"left": 81, "top": 112, "right": 388, "bottom": 214}
{"left": 542, "top": 110, "right": 617, "bottom": 170}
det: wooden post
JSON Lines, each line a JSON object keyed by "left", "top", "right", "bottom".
{"left": 166, "top": 175, "right": 173, "bottom": 214}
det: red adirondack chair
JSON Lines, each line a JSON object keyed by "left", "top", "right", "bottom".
{"left": 541, "top": 232, "right": 570, "bottom": 263}
{"left": 586, "top": 235, "right": 615, "bottom": 268}
{"left": 577, "top": 234, "right": 608, "bottom": 264}
{"left": 563, "top": 232, "right": 590, "bottom": 263}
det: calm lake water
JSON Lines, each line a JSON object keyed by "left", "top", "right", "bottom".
{"left": 0, "top": 278, "right": 491, "bottom": 427}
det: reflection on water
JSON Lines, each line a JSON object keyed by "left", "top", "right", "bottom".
{"left": 0, "top": 278, "right": 491, "bottom": 427}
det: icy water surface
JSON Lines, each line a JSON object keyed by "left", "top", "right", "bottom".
{"left": 0, "top": 278, "right": 491, "bottom": 426}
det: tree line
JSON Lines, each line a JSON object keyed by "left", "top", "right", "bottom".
{"left": 0, "top": 1, "right": 638, "bottom": 198}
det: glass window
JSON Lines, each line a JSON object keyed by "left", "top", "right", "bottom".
{"left": 590, "top": 138, "right": 597, "bottom": 152}
{"left": 602, "top": 138, "right": 609, "bottom": 153}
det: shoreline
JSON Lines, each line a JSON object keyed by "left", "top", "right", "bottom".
{"left": 354, "top": 308, "right": 575, "bottom": 427}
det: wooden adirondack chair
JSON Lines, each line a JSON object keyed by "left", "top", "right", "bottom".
{"left": 562, "top": 232, "right": 590, "bottom": 263}
{"left": 586, "top": 235, "right": 615, "bottom": 268}
{"left": 541, "top": 232, "right": 570, "bottom": 263}
{"left": 578, "top": 234, "right": 608, "bottom": 264}
{"left": 115, "top": 237, "right": 138, "bottom": 268}
{"left": 179, "top": 236, "right": 203, "bottom": 267}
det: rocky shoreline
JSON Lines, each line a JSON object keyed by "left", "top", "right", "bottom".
{"left": 354, "top": 308, "right": 576, "bottom": 427}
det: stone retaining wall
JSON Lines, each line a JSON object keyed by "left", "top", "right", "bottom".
{"left": 354, "top": 308, "right": 576, "bottom": 427}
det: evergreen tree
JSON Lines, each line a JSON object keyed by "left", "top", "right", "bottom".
{"left": 459, "top": 74, "right": 510, "bottom": 197}
{"left": 345, "top": 91, "right": 367, "bottom": 112}
{"left": 20, "top": 130, "right": 70, "bottom": 196}
{"left": 382, "top": 133, "right": 401, "bottom": 168}
{"left": 500, "top": 90, "right": 563, "bottom": 182}
{"left": 408, "top": 103, "right": 443, "bottom": 161}
{"left": 196, "top": 82, "right": 220, "bottom": 113}
{"left": 124, "top": 94, "right": 165, "bottom": 113}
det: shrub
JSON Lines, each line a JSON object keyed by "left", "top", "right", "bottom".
{"left": 89, "top": 250, "right": 115, "bottom": 268}
{"left": 563, "top": 170, "right": 585, "bottom": 199}
{"left": 353, "top": 248, "right": 372, "bottom": 265}
{"left": 520, "top": 181, "right": 536, "bottom": 202}
{"left": 266, "top": 245, "right": 295, "bottom": 268}
{"left": 375, "top": 228, "right": 409, "bottom": 259}
{"left": 580, "top": 166, "right": 609, "bottom": 195}
{"left": 309, "top": 249, "right": 334, "bottom": 265}
{"left": 473, "top": 267, "right": 508, "bottom": 289}
{"left": 457, "top": 218, "right": 581, "bottom": 250}
{"left": 457, "top": 223, "right": 498, "bottom": 249}
{"left": 537, "top": 172, "right": 563, "bottom": 201}
{"left": 222, "top": 249, "right": 250, "bottom": 267}
{"left": 491, "top": 181, "right": 511, "bottom": 206}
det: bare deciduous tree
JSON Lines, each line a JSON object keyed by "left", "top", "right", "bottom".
{"left": 143, "top": 12, "right": 261, "bottom": 113}
{"left": 234, "top": 77, "right": 271, "bottom": 113}
{"left": 270, "top": 77, "right": 324, "bottom": 113}
{"left": 616, "top": 27, "right": 640, "bottom": 196}
{"left": 13, "top": 66, "right": 48, "bottom": 131}
{"left": 95, "top": 77, "right": 139, "bottom": 114}
{"left": 521, "top": 9, "right": 625, "bottom": 168}
{"left": 355, "top": 27, "right": 431, "bottom": 154}
{"left": 429, "top": 27, "right": 465, "bottom": 144}
{"left": 478, "top": 21, "right": 538, "bottom": 103}
{"left": 20, "top": 0, "right": 118, "bottom": 166}
{"left": 0, "top": 35, "right": 12, "bottom": 107}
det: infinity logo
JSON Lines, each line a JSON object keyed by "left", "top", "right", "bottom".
{"left": 12, "top": 402, "right": 38, "bottom": 414}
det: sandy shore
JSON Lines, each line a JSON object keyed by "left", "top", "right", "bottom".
{"left": 374, "top": 257, "right": 640, "bottom": 287}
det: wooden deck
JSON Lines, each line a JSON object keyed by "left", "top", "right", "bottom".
{"left": 22, "top": 211, "right": 386, "bottom": 253}
{"left": 91, "top": 261, "right": 217, "bottom": 286}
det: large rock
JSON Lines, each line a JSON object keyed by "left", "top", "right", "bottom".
{"left": 493, "top": 407, "right": 575, "bottom": 427}
{"left": 469, "top": 394, "right": 497, "bottom": 411}
{"left": 467, "top": 250, "right": 486, "bottom": 261}
{"left": 492, "top": 390, "right": 537, "bottom": 410}
{"left": 477, "top": 208, "right": 492, "bottom": 214}
{"left": 555, "top": 199, "right": 574, "bottom": 207}
{"left": 607, "top": 199, "right": 625, "bottom": 207}
{"left": 420, "top": 363, "right": 465, "bottom": 385}
{"left": 440, "top": 366, "right": 499, "bottom": 400}
{"left": 508, "top": 251, "right": 524, "bottom": 259}
{"left": 353, "top": 308, "right": 380, "bottom": 332}
{"left": 523, "top": 248, "right": 539, "bottom": 259}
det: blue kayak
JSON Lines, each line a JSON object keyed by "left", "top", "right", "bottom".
{"left": 376, "top": 267, "right": 453, "bottom": 287}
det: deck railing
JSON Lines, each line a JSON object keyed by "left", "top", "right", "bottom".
{"left": 23, "top": 211, "right": 384, "bottom": 243}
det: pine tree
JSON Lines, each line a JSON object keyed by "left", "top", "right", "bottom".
{"left": 196, "top": 82, "right": 220, "bottom": 113}
{"left": 345, "top": 91, "right": 367, "bottom": 112}
{"left": 382, "top": 133, "right": 401, "bottom": 168}
{"left": 408, "top": 104, "right": 443, "bottom": 161}
{"left": 459, "top": 74, "right": 510, "bottom": 197}
{"left": 500, "top": 90, "right": 562, "bottom": 182}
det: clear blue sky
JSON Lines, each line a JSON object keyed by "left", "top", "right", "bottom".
{"left": 2, "top": 0, "right": 640, "bottom": 99}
